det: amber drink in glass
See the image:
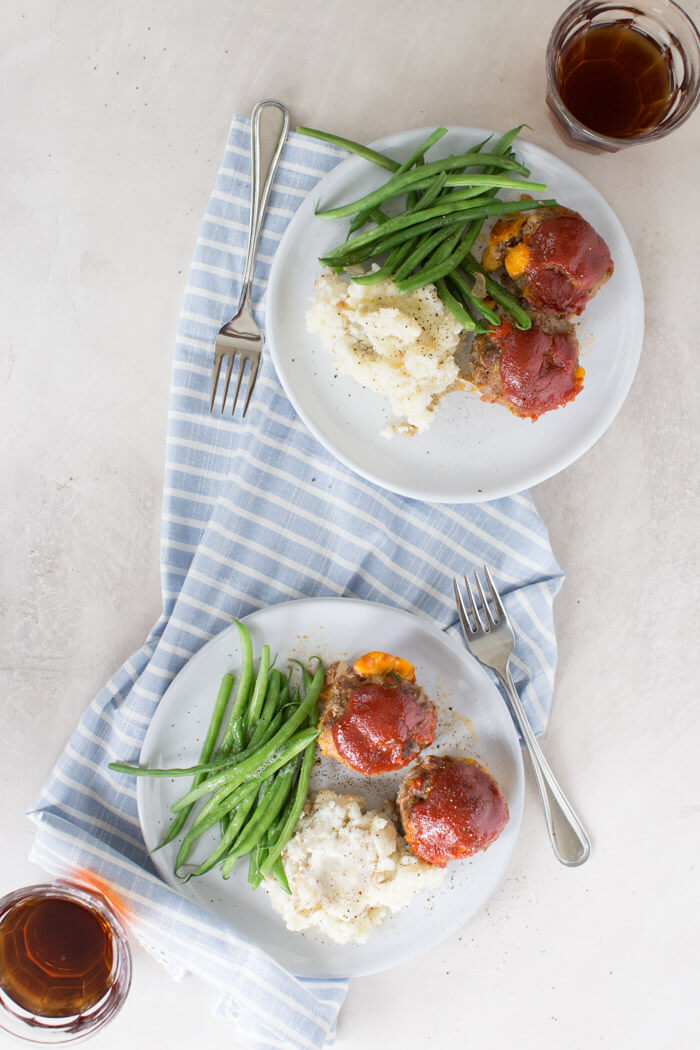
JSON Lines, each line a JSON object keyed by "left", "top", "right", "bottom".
{"left": 0, "top": 882, "right": 131, "bottom": 1044}
{"left": 546, "top": 0, "right": 700, "bottom": 150}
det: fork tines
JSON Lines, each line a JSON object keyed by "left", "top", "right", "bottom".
{"left": 209, "top": 350, "right": 260, "bottom": 417}
{"left": 453, "top": 566, "right": 505, "bottom": 634}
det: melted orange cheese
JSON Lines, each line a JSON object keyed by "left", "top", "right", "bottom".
{"left": 353, "top": 651, "right": 416, "bottom": 681}
{"left": 504, "top": 243, "right": 531, "bottom": 279}
{"left": 483, "top": 213, "right": 530, "bottom": 272}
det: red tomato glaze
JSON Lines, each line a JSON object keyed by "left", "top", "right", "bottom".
{"left": 405, "top": 758, "right": 508, "bottom": 866}
{"left": 331, "top": 682, "right": 437, "bottom": 775}
{"left": 493, "top": 322, "right": 582, "bottom": 420}
{"left": 525, "top": 213, "right": 613, "bottom": 316}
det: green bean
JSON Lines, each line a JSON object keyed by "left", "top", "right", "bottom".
{"left": 190, "top": 781, "right": 267, "bottom": 877}
{"left": 108, "top": 672, "right": 240, "bottom": 780}
{"left": 108, "top": 704, "right": 286, "bottom": 780}
{"left": 424, "top": 220, "right": 471, "bottom": 264}
{"left": 368, "top": 207, "right": 389, "bottom": 225}
{"left": 173, "top": 722, "right": 312, "bottom": 872}
{"left": 441, "top": 174, "right": 546, "bottom": 192}
{"left": 248, "top": 810, "right": 283, "bottom": 889}
{"left": 390, "top": 210, "right": 484, "bottom": 290}
{"left": 225, "top": 707, "right": 286, "bottom": 771}
{"left": 248, "top": 847, "right": 262, "bottom": 887}
{"left": 249, "top": 846, "right": 292, "bottom": 892}
{"left": 263, "top": 668, "right": 283, "bottom": 717}
{"left": 271, "top": 858, "right": 291, "bottom": 893}
{"left": 250, "top": 846, "right": 291, "bottom": 892}
{"left": 278, "top": 676, "right": 290, "bottom": 708}
{"left": 152, "top": 671, "right": 234, "bottom": 850}
{"left": 215, "top": 705, "right": 282, "bottom": 839}
{"left": 348, "top": 127, "right": 449, "bottom": 235}
{"left": 259, "top": 693, "right": 320, "bottom": 878}
{"left": 392, "top": 225, "right": 463, "bottom": 283}
{"left": 397, "top": 126, "right": 448, "bottom": 172}
{"left": 230, "top": 762, "right": 297, "bottom": 859}
{"left": 442, "top": 185, "right": 494, "bottom": 203}
{"left": 296, "top": 126, "right": 400, "bottom": 172}
{"left": 170, "top": 721, "right": 320, "bottom": 813}
{"left": 217, "top": 620, "right": 255, "bottom": 756}
{"left": 173, "top": 708, "right": 284, "bottom": 855}
{"left": 288, "top": 658, "right": 313, "bottom": 694}
{"left": 203, "top": 674, "right": 235, "bottom": 754}
{"left": 448, "top": 269, "right": 501, "bottom": 326}
{"left": 350, "top": 240, "right": 417, "bottom": 286}
{"left": 220, "top": 760, "right": 298, "bottom": 878}
{"left": 175, "top": 781, "right": 258, "bottom": 873}
{"left": 186, "top": 777, "right": 256, "bottom": 840}
{"left": 393, "top": 219, "right": 484, "bottom": 294}
{"left": 108, "top": 755, "right": 239, "bottom": 778}
{"left": 243, "top": 644, "right": 270, "bottom": 742}
{"left": 406, "top": 170, "right": 448, "bottom": 212}
{"left": 390, "top": 182, "right": 488, "bottom": 285}
{"left": 168, "top": 745, "right": 273, "bottom": 817}
{"left": 407, "top": 154, "right": 424, "bottom": 210}
{"left": 361, "top": 129, "right": 449, "bottom": 232}
{"left": 490, "top": 125, "right": 529, "bottom": 161}
{"left": 462, "top": 253, "right": 533, "bottom": 330}
{"left": 435, "top": 279, "right": 482, "bottom": 333}
{"left": 315, "top": 152, "right": 530, "bottom": 220}
{"left": 281, "top": 680, "right": 302, "bottom": 715}
{"left": 246, "top": 669, "right": 281, "bottom": 750}
{"left": 346, "top": 205, "right": 390, "bottom": 235}
{"left": 319, "top": 213, "right": 476, "bottom": 268}
{"left": 320, "top": 198, "right": 497, "bottom": 264}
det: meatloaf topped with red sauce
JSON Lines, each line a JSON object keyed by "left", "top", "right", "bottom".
{"left": 483, "top": 205, "right": 614, "bottom": 319}
{"left": 398, "top": 755, "right": 509, "bottom": 867}
{"left": 319, "top": 655, "right": 437, "bottom": 776}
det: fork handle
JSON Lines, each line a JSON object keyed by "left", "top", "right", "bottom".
{"left": 496, "top": 666, "right": 591, "bottom": 866}
{"left": 239, "top": 99, "right": 290, "bottom": 307}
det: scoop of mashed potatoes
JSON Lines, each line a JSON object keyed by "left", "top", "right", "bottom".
{"left": 306, "top": 269, "right": 465, "bottom": 436}
{"left": 264, "top": 790, "right": 445, "bottom": 945}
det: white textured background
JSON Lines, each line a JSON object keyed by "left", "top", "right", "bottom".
{"left": 2, "top": 1, "right": 699, "bottom": 1047}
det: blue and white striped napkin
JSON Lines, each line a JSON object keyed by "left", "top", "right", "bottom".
{"left": 29, "top": 114, "right": 564, "bottom": 1050}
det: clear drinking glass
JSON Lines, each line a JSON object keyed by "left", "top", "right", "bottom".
{"left": 0, "top": 882, "right": 132, "bottom": 1044}
{"left": 546, "top": 0, "right": 700, "bottom": 151}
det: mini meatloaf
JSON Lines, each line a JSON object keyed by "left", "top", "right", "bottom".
{"left": 319, "top": 657, "right": 437, "bottom": 776}
{"left": 470, "top": 320, "right": 584, "bottom": 420}
{"left": 483, "top": 205, "right": 613, "bottom": 318}
{"left": 398, "top": 755, "right": 509, "bottom": 866}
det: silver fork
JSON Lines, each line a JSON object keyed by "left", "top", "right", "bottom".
{"left": 454, "top": 567, "right": 591, "bottom": 867}
{"left": 209, "top": 99, "right": 290, "bottom": 416}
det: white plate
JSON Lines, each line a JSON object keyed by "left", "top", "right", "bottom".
{"left": 266, "top": 127, "right": 644, "bottom": 503}
{"left": 137, "top": 598, "right": 524, "bottom": 978}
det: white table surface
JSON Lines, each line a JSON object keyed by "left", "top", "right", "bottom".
{"left": 2, "top": 1, "right": 699, "bottom": 1047}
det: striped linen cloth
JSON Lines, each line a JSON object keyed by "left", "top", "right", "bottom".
{"left": 29, "top": 114, "right": 564, "bottom": 1050}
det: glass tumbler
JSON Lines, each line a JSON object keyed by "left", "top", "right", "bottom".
{"left": 546, "top": 0, "right": 700, "bottom": 151}
{"left": 0, "top": 882, "right": 132, "bottom": 1044}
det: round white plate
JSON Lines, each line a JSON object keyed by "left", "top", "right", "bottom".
{"left": 137, "top": 598, "right": 524, "bottom": 978}
{"left": 266, "top": 126, "right": 644, "bottom": 503}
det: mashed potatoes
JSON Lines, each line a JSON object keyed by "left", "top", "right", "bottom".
{"left": 264, "top": 790, "right": 445, "bottom": 944}
{"left": 306, "top": 269, "right": 465, "bottom": 436}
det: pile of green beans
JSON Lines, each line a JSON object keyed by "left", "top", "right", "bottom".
{"left": 297, "top": 123, "right": 550, "bottom": 332}
{"left": 109, "top": 621, "right": 323, "bottom": 893}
